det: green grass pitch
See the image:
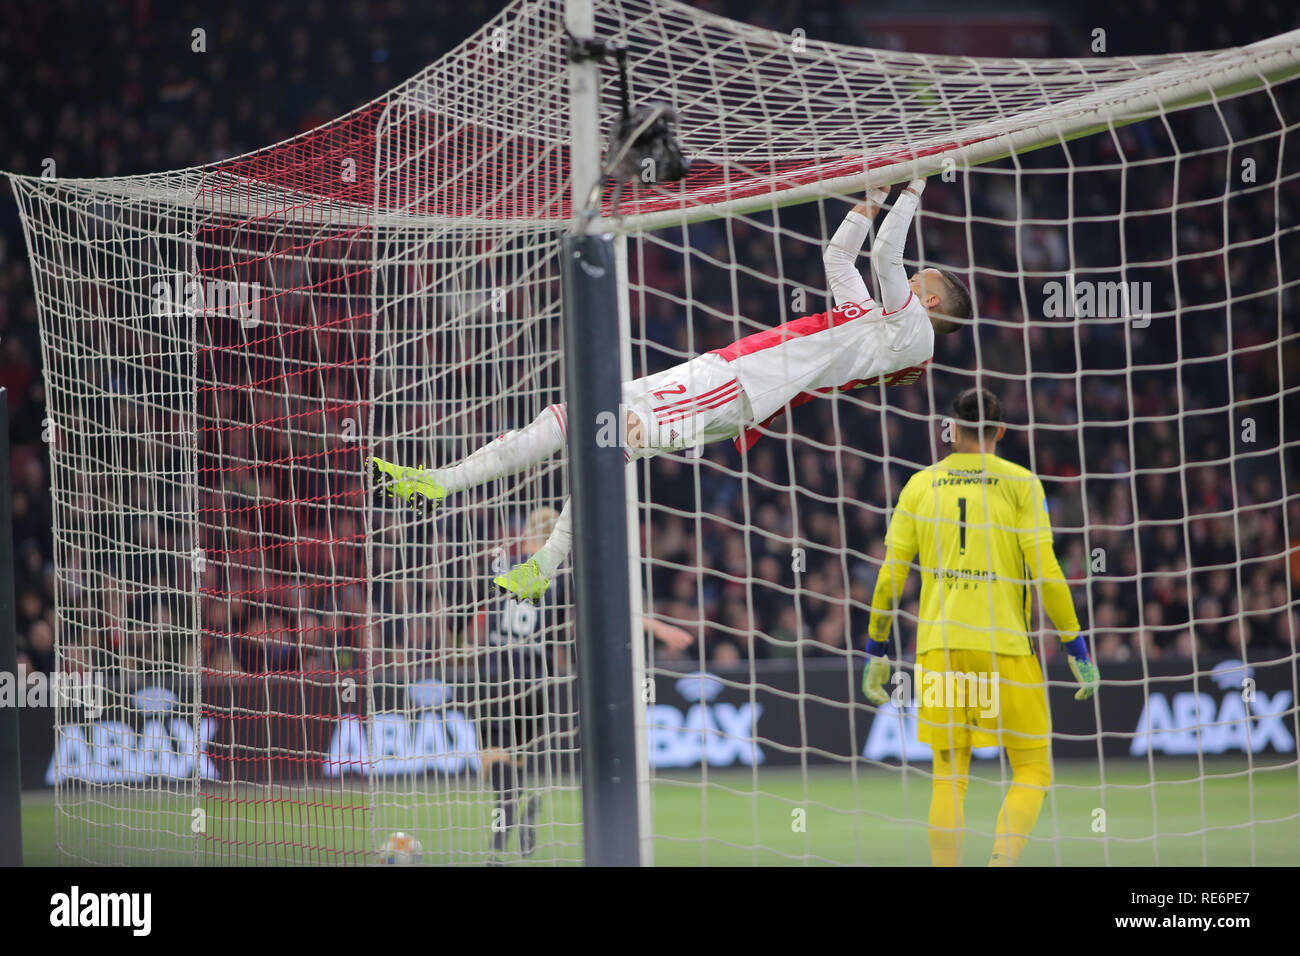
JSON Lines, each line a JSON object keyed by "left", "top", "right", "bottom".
{"left": 20, "top": 759, "right": 1300, "bottom": 866}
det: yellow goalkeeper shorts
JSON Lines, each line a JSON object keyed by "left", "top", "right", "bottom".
{"left": 915, "top": 648, "right": 1050, "bottom": 751}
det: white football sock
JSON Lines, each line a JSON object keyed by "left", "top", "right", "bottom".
{"left": 435, "top": 404, "right": 567, "bottom": 492}
{"left": 531, "top": 497, "right": 572, "bottom": 578}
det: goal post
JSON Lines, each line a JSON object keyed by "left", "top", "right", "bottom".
{"left": 6, "top": 0, "right": 1300, "bottom": 866}
{"left": 559, "top": 232, "right": 641, "bottom": 864}
{"left": 562, "top": 0, "right": 644, "bottom": 866}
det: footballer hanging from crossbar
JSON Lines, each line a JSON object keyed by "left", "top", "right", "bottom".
{"left": 371, "top": 177, "right": 971, "bottom": 599}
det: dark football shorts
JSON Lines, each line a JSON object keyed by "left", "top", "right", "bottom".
{"left": 469, "top": 646, "right": 552, "bottom": 754}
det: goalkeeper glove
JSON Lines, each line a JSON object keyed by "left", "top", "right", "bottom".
{"left": 1063, "top": 635, "right": 1099, "bottom": 700}
{"left": 861, "top": 639, "right": 891, "bottom": 705}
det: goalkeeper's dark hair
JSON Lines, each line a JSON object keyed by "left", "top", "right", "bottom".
{"left": 931, "top": 268, "right": 971, "bottom": 334}
{"left": 952, "top": 386, "right": 1002, "bottom": 441}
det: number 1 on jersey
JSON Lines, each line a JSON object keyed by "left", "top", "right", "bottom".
{"left": 957, "top": 496, "right": 967, "bottom": 555}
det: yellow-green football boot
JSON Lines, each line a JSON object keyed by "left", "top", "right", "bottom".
{"left": 370, "top": 456, "right": 447, "bottom": 513}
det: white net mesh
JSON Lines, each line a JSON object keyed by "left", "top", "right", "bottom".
{"left": 630, "top": 130, "right": 1300, "bottom": 864}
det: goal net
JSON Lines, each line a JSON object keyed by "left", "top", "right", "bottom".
{"left": 8, "top": 0, "right": 1300, "bottom": 865}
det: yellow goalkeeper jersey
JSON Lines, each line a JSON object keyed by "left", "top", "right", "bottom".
{"left": 867, "top": 452, "right": 1080, "bottom": 656}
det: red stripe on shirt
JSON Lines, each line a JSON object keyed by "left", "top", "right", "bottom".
{"left": 881, "top": 291, "right": 914, "bottom": 316}
{"left": 732, "top": 360, "right": 930, "bottom": 453}
{"left": 709, "top": 301, "right": 870, "bottom": 363}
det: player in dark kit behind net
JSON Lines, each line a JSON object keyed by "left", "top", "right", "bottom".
{"left": 470, "top": 506, "right": 565, "bottom": 862}
{"left": 469, "top": 507, "right": 693, "bottom": 863}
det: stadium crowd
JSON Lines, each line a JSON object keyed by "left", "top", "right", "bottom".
{"left": 2, "top": 0, "right": 1296, "bottom": 681}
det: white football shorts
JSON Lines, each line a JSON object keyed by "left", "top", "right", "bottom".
{"left": 622, "top": 353, "right": 752, "bottom": 458}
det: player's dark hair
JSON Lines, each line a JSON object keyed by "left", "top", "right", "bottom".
{"left": 952, "top": 387, "right": 1002, "bottom": 441}
{"left": 933, "top": 268, "right": 971, "bottom": 332}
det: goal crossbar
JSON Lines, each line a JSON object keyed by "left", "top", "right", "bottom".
{"left": 607, "top": 26, "right": 1300, "bottom": 231}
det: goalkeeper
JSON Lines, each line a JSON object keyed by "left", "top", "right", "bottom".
{"left": 373, "top": 178, "right": 970, "bottom": 599}
{"left": 861, "top": 386, "right": 1099, "bottom": 867}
